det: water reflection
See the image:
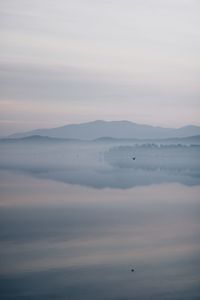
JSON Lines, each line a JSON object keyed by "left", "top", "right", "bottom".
{"left": 0, "top": 142, "right": 200, "bottom": 299}
{"left": 0, "top": 142, "right": 199, "bottom": 188}
{"left": 0, "top": 177, "right": 200, "bottom": 299}
{"left": 0, "top": 176, "right": 199, "bottom": 299}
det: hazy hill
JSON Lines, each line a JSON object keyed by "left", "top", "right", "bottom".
{"left": 9, "top": 120, "right": 200, "bottom": 140}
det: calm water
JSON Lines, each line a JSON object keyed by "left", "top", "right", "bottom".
{"left": 0, "top": 142, "right": 200, "bottom": 299}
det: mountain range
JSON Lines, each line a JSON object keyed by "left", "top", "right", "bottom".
{"left": 9, "top": 120, "right": 200, "bottom": 140}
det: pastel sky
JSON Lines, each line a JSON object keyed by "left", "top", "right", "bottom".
{"left": 0, "top": 0, "right": 200, "bottom": 135}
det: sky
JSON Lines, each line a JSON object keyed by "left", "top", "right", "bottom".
{"left": 0, "top": 0, "right": 200, "bottom": 135}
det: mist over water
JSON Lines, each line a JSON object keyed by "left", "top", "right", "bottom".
{"left": 0, "top": 141, "right": 200, "bottom": 299}
{"left": 0, "top": 141, "right": 200, "bottom": 188}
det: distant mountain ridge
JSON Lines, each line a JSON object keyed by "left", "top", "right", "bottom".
{"left": 2, "top": 134, "right": 200, "bottom": 146}
{"left": 9, "top": 120, "right": 200, "bottom": 140}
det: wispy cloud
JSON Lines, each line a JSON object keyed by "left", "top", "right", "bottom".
{"left": 0, "top": 0, "right": 199, "bottom": 134}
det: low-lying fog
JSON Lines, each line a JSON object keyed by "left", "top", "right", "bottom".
{"left": 0, "top": 140, "right": 199, "bottom": 188}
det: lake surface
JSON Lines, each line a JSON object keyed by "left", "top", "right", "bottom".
{"left": 0, "top": 142, "right": 200, "bottom": 299}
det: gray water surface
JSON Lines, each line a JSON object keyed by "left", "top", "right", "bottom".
{"left": 0, "top": 142, "right": 199, "bottom": 299}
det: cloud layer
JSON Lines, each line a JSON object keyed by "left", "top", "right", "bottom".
{"left": 0, "top": 0, "right": 200, "bottom": 135}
